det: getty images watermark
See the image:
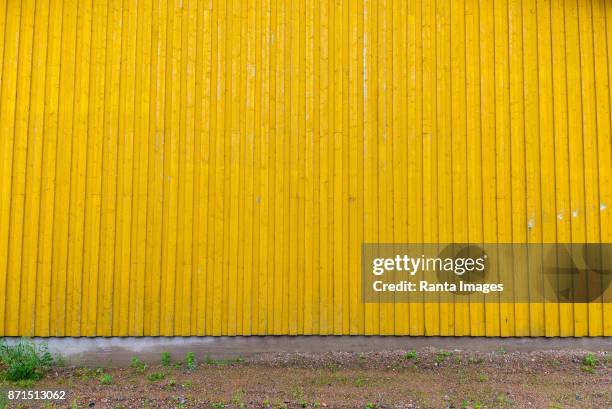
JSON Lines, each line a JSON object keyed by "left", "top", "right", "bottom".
{"left": 361, "top": 243, "right": 612, "bottom": 303}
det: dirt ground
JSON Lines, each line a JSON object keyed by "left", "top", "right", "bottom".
{"left": 1, "top": 348, "right": 610, "bottom": 409}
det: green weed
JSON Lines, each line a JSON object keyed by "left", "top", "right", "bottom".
{"left": 147, "top": 371, "right": 165, "bottom": 382}
{"left": 0, "top": 339, "right": 54, "bottom": 381}
{"left": 497, "top": 393, "right": 514, "bottom": 407}
{"left": 582, "top": 353, "right": 598, "bottom": 374}
{"left": 232, "top": 389, "right": 246, "bottom": 408}
{"left": 99, "top": 373, "right": 113, "bottom": 385}
{"left": 434, "top": 350, "right": 452, "bottom": 364}
{"left": 293, "top": 388, "right": 307, "bottom": 408}
{"left": 185, "top": 352, "right": 197, "bottom": 370}
{"left": 130, "top": 357, "right": 146, "bottom": 374}
{"left": 582, "top": 353, "right": 598, "bottom": 367}
{"left": 160, "top": 352, "right": 171, "bottom": 366}
{"left": 354, "top": 377, "right": 367, "bottom": 387}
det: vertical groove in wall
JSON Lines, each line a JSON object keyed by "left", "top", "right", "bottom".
{"left": 0, "top": 0, "right": 610, "bottom": 336}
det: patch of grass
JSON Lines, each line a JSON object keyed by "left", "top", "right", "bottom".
{"left": 403, "top": 349, "right": 417, "bottom": 360}
{"left": 0, "top": 339, "right": 54, "bottom": 381}
{"left": 14, "top": 379, "right": 35, "bottom": 388}
{"left": 293, "top": 388, "right": 307, "bottom": 408}
{"left": 354, "top": 377, "right": 367, "bottom": 387}
{"left": 181, "top": 380, "right": 192, "bottom": 388}
{"left": 365, "top": 403, "right": 376, "bottom": 409}
{"left": 313, "top": 372, "right": 350, "bottom": 386}
{"left": 434, "top": 350, "right": 453, "bottom": 365}
{"left": 473, "top": 402, "right": 483, "bottom": 409}
{"left": 581, "top": 353, "right": 598, "bottom": 374}
{"left": 184, "top": 352, "right": 197, "bottom": 370}
{"left": 160, "top": 352, "right": 171, "bottom": 366}
{"left": 468, "top": 355, "right": 484, "bottom": 364}
{"left": 478, "top": 374, "right": 488, "bottom": 382}
{"left": 130, "top": 357, "right": 146, "bottom": 374}
{"left": 582, "top": 353, "right": 598, "bottom": 367}
{"left": 358, "top": 352, "right": 367, "bottom": 362}
{"left": 550, "top": 403, "right": 562, "bottom": 409}
{"left": 147, "top": 371, "right": 165, "bottom": 382}
{"left": 99, "top": 373, "right": 113, "bottom": 385}
{"left": 581, "top": 365, "right": 595, "bottom": 374}
{"left": 232, "top": 389, "right": 246, "bottom": 409}
{"left": 461, "top": 400, "right": 468, "bottom": 409}
{"left": 496, "top": 346, "right": 508, "bottom": 355}
{"left": 497, "top": 393, "right": 514, "bottom": 407}
{"left": 210, "top": 403, "right": 226, "bottom": 409}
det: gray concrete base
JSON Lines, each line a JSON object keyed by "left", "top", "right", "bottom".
{"left": 4, "top": 336, "right": 611, "bottom": 365}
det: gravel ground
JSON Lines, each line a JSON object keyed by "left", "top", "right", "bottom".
{"left": 1, "top": 348, "right": 610, "bottom": 408}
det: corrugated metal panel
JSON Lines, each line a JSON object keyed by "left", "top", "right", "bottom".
{"left": 0, "top": 0, "right": 610, "bottom": 336}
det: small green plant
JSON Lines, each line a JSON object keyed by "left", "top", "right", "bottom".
{"left": 478, "top": 373, "right": 488, "bottom": 382}
{"left": 581, "top": 365, "right": 595, "bottom": 374}
{"left": 185, "top": 352, "right": 197, "bottom": 370}
{"left": 496, "top": 346, "right": 508, "bottom": 355}
{"left": 365, "top": 403, "right": 376, "bottom": 409}
{"left": 160, "top": 351, "right": 172, "bottom": 366}
{"left": 403, "top": 349, "right": 417, "bottom": 360}
{"left": 0, "top": 339, "right": 54, "bottom": 381}
{"left": 354, "top": 377, "right": 367, "bottom": 387}
{"left": 468, "top": 355, "right": 484, "bottom": 364}
{"left": 358, "top": 352, "right": 367, "bottom": 362}
{"left": 211, "top": 403, "right": 226, "bottom": 409}
{"left": 99, "top": 373, "right": 113, "bottom": 385}
{"left": 461, "top": 400, "right": 468, "bottom": 409}
{"left": 130, "top": 357, "right": 146, "bottom": 373}
{"left": 497, "top": 393, "right": 514, "bottom": 406}
{"left": 232, "top": 389, "right": 246, "bottom": 408}
{"left": 434, "top": 350, "right": 453, "bottom": 364}
{"left": 550, "top": 403, "right": 562, "bottom": 409}
{"left": 293, "top": 388, "right": 307, "bottom": 408}
{"left": 147, "top": 371, "right": 165, "bottom": 382}
{"left": 474, "top": 402, "right": 483, "bottom": 409}
{"left": 582, "top": 353, "right": 598, "bottom": 367}
{"left": 582, "top": 353, "right": 598, "bottom": 373}
{"left": 70, "top": 400, "right": 78, "bottom": 409}
{"left": 15, "top": 378, "right": 35, "bottom": 388}
{"left": 181, "top": 380, "right": 192, "bottom": 388}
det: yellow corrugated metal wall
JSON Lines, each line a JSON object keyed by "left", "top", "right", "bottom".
{"left": 0, "top": 0, "right": 610, "bottom": 337}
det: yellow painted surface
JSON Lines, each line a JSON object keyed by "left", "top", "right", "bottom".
{"left": 0, "top": 0, "right": 610, "bottom": 336}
